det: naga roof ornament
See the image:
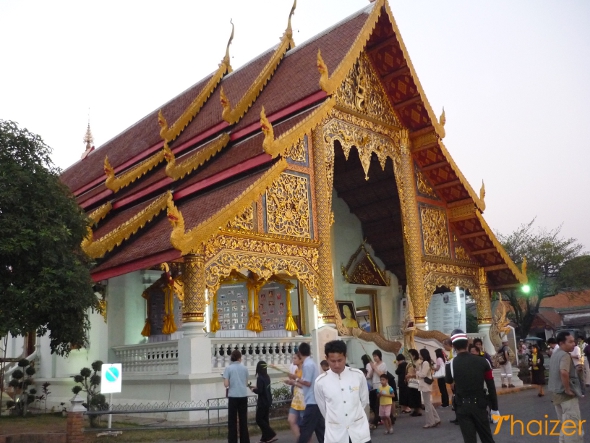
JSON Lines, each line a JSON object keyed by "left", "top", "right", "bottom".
{"left": 157, "top": 21, "right": 235, "bottom": 143}
{"left": 219, "top": 0, "right": 297, "bottom": 125}
{"left": 438, "top": 107, "right": 446, "bottom": 139}
{"left": 104, "top": 150, "right": 166, "bottom": 193}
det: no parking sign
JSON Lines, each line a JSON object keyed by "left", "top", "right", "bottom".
{"left": 101, "top": 363, "right": 122, "bottom": 394}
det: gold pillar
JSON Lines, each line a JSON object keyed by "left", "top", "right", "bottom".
{"left": 311, "top": 128, "right": 338, "bottom": 322}
{"left": 476, "top": 268, "right": 493, "bottom": 324}
{"left": 182, "top": 253, "right": 206, "bottom": 323}
{"left": 394, "top": 132, "right": 427, "bottom": 325}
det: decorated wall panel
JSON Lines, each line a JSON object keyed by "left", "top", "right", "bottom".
{"left": 284, "top": 135, "right": 308, "bottom": 165}
{"left": 419, "top": 204, "right": 450, "bottom": 258}
{"left": 265, "top": 172, "right": 311, "bottom": 239}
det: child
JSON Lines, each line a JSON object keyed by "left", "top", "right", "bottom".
{"left": 377, "top": 374, "right": 395, "bottom": 434}
{"left": 320, "top": 360, "right": 329, "bottom": 373}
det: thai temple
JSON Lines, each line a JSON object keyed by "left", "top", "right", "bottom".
{"left": 3, "top": 0, "right": 527, "bottom": 415}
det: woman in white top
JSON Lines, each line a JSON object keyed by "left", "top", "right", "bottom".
{"left": 366, "top": 350, "right": 387, "bottom": 430}
{"left": 434, "top": 348, "right": 449, "bottom": 407}
{"left": 416, "top": 348, "right": 440, "bottom": 428}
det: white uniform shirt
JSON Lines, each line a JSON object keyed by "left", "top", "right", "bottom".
{"left": 314, "top": 367, "right": 370, "bottom": 443}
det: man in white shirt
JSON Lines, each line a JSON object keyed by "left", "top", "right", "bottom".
{"left": 315, "top": 340, "right": 371, "bottom": 443}
{"left": 570, "top": 338, "right": 585, "bottom": 395}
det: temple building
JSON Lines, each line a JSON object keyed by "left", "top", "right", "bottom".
{"left": 5, "top": 0, "right": 526, "bottom": 412}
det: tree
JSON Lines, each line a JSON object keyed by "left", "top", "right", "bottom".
{"left": 498, "top": 219, "right": 584, "bottom": 338}
{"left": 556, "top": 255, "right": 590, "bottom": 291}
{"left": 0, "top": 120, "right": 97, "bottom": 356}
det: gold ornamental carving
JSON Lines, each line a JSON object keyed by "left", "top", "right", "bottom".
{"left": 390, "top": 132, "right": 427, "bottom": 324}
{"left": 202, "top": 233, "right": 320, "bottom": 306}
{"left": 477, "top": 267, "right": 493, "bottom": 324}
{"left": 453, "top": 234, "right": 471, "bottom": 261}
{"left": 334, "top": 52, "right": 399, "bottom": 128}
{"left": 226, "top": 204, "right": 255, "bottom": 231}
{"left": 104, "top": 150, "right": 166, "bottom": 193}
{"left": 415, "top": 168, "right": 438, "bottom": 199}
{"left": 88, "top": 201, "right": 112, "bottom": 225}
{"left": 420, "top": 205, "right": 450, "bottom": 258}
{"left": 422, "top": 260, "right": 479, "bottom": 313}
{"left": 183, "top": 253, "right": 206, "bottom": 323}
{"left": 322, "top": 117, "right": 399, "bottom": 181}
{"left": 341, "top": 242, "right": 389, "bottom": 286}
{"left": 310, "top": 128, "right": 338, "bottom": 322}
{"left": 219, "top": 1, "right": 296, "bottom": 125}
{"left": 163, "top": 133, "right": 230, "bottom": 181}
{"left": 166, "top": 159, "right": 287, "bottom": 255}
{"left": 82, "top": 192, "right": 172, "bottom": 259}
{"left": 157, "top": 25, "right": 233, "bottom": 143}
{"left": 284, "top": 136, "right": 307, "bottom": 163}
{"left": 265, "top": 172, "right": 311, "bottom": 239}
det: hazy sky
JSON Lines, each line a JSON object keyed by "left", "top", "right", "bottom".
{"left": 2, "top": 0, "right": 589, "bottom": 250}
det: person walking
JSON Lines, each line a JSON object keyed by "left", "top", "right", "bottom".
{"left": 445, "top": 330, "right": 498, "bottom": 443}
{"left": 223, "top": 350, "right": 250, "bottom": 443}
{"left": 287, "top": 342, "right": 325, "bottom": 443}
{"left": 286, "top": 353, "right": 305, "bottom": 438}
{"left": 250, "top": 361, "right": 277, "bottom": 443}
{"left": 498, "top": 338, "right": 514, "bottom": 388}
{"left": 395, "top": 354, "right": 411, "bottom": 413}
{"left": 406, "top": 349, "right": 422, "bottom": 417}
{"left": 377, "top": 374, "right": 395, "bottom": 434}
{"left": 434, "top": 348, "right": 449, "bottom": 408}
{"left": 417, "top": 348, "right": 440, "bottom": 428}
{"left": 315, "top": 340, "right": 370, "bottom": 443}
{"left": 366, "top": 350, "right": 387, "bottom": 429}
{"left": 528, "top": 345, "right": 545, "bottom": 397}
{"left": 548, "top": 331, "right": 584, "bottom": 443}
{"left": 570, "top": 337, "right": 586, "bottom": 395}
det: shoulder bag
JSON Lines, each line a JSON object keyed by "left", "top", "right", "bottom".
{"left": 406, "top": 363, "right": 419, "bottom": 390}
{"left": 423, "top": 362, "right": 434, "bottom": 385}
{"left": 433, "top": 360, "right": 446, "bottom": 379}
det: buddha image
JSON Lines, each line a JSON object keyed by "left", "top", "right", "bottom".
{"left": 340, "top": 303, "right": 359, "bottom": 328}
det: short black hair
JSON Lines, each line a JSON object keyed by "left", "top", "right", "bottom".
{"left": 556, "top": 331, "right": 571, "bottom": 345}
{"left": 372, "top": 349, "right": 382, "bottom": 359}
{"left": 325, "top": 340, "right": 347, "bottom": 356}
{"left": 473, "top": 338, "right": 483, "bottom": 346}
{"left": 408, "top": 349, "right": 419, "bottom": 360}
{"left": 547, "top": 337, "right": 557, "bottom": 345}
{"left": 453, "top": 339, "right": 468, "bottom": 351}
{"left": 299, "top": 342, "right": 311, "bottom": 356}
{"left": 230, "top": 349, "right": 242, "bottom": 362}
{"left": 396, "top": 354, "right": 406, "bottom": 362}
{"left": 320, "top": 360, "right": 329, "bottom": 368}
{"left": 379, "top": 374, "right": 388, "bottom": 380}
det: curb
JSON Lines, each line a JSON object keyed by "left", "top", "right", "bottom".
{"left": 496, "top": 385, "right": 536, "bottom": 396}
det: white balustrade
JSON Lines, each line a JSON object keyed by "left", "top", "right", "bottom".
{"left": 112, "top": 337, "right": 310, "bottom": 375}
{"left": 112, "top": 341, "right": 179, "bottom": 374}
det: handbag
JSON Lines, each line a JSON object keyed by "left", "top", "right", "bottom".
{"left": 424, "top": 376, "right": 433, "bottom": 385}
{"left": 408, "top": 378, "right": 420, "bottom": 390}
{"left": 433, "top": 364, "right": 446, "bottom": 379}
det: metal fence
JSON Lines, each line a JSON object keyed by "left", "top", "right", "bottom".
{"left": 83, "top": 392, "right": 292, "bottom": 434}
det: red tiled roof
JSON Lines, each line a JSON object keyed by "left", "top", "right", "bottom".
{"left": 91, "top": 167, "right": 270, "bottom": 276}
{"left": 540, "top": 291, "right": 590, "bottom": 309}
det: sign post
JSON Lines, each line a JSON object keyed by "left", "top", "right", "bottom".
{"left": 100, "top": 363, "right": 122, "bottom": 432}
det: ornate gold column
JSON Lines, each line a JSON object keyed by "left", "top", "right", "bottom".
{"left": 182, "top": 253, "right": 207, "bottom": 336}
{"left": 476, "top": 268, "right": 492, "bottom": 324}
{"left": 311, "top": 128, "right": 338, "bottom": 323}
{"left": 394, "top": 132, "right": 427, "bottom": 326}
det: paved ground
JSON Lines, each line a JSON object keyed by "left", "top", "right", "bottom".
{"left": 176, "top": 388, "right": 590, "bottom": 443}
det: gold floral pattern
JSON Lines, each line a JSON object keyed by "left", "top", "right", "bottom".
{"left": 227, "top": 204, "right": 255, "bottom": 231}
{"left": 420, "top": 206, "right": 450, "bottom": 258}
{"left": 266, "top": 173, "right": 311, "bottom": 238}
{"left": 284, "top": 137, "right": 307, "bottom": 163}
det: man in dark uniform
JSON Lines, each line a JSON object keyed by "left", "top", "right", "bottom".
{"left": 445, "top": 329, "right": 498, "bottom": 443}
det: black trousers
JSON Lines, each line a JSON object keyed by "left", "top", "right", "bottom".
{"left": 297, "top": 404, "right": 325, "bottom": 443}
{"left": 369, "top": 389, "right": 380, "bottom": 425}
{"left": 255, "top": 405, "right": 276, "bottom": 442}
{"left": 228, "top": 397, "right": 250, "bottom": 443}
{"left": 437, "top": 378, "right": 449, "bottom": 407}
{"left": 456, "top": 403, "right": 495, "bottom": 443}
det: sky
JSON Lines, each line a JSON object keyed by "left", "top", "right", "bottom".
{"left": 1, "top": 0, "right": 589, "bottom": 250}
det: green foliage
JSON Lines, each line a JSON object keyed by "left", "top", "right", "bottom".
{"left": 499, "top": 219, "right": 585, "bottom": 338}
{"left": 6, "top": 359, "right": 36, "bottom": 416}
{"left": 466, "top": 309, "right": 479, "bottom": 333}
{"left": 0, "top": 120, "right": 97, "bottom": 355}
{"left": 72, "top": 360, "right": 106, "bottom": 425}
{"left": 556, "top": 255, "right": 590, "bottom": 291}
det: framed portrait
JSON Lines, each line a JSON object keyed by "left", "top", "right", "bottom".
{"left": 356, "top": 306, "right": 372, "bottom": 332}
{"left": 336, "top": 300, "right": 359, "bottom": 328}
